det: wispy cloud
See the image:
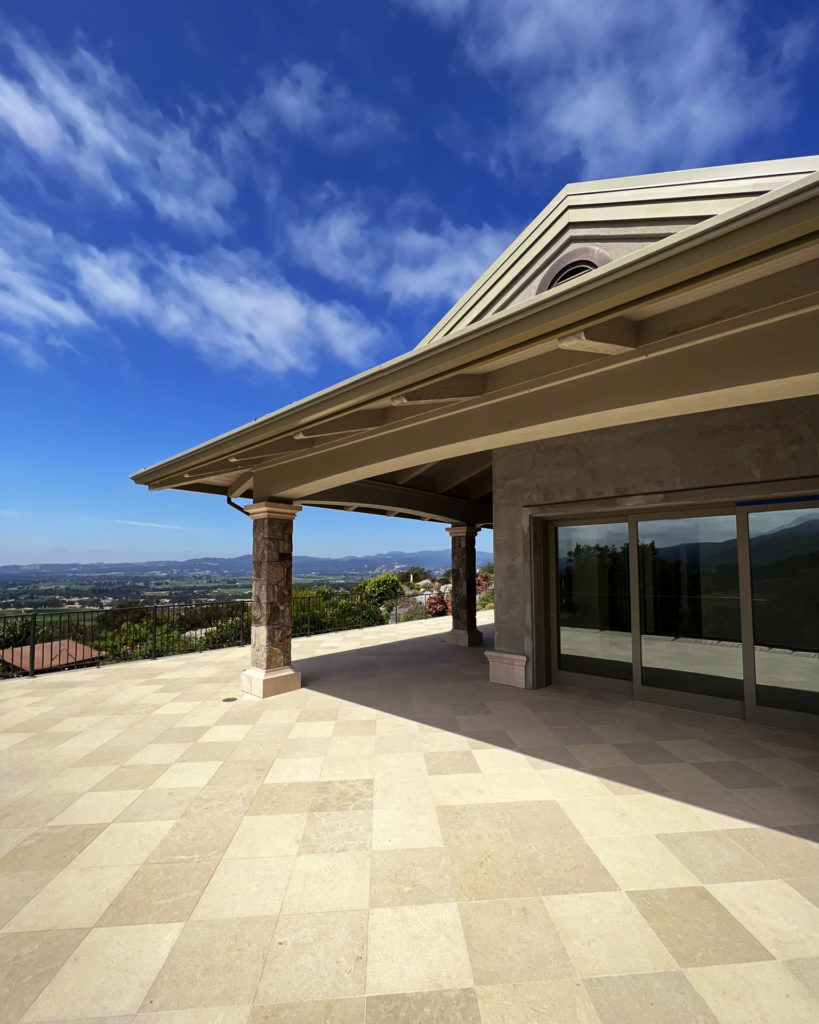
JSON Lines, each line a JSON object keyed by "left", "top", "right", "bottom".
{"left": 0, "top": 26, "right": 236, "bottom": 234}
{"left": 287, "top": 196, "right": 513, "bottom": 305}
{"left": 0, "top": 197, "right": 386, "bottom": 372}
{"left": 401, "top": 0, "right": 813, "bottom": 177}
{"left": 114, "top": 520, "right": 186, "bottom": 530}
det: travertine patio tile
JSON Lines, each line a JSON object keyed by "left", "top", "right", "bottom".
{"left": 366, "top": 989, "right": 480, "bottom": 1023}
{"left": 5, "top": 616, "right": 819, "bottom": 1024}
{"left": 127, "top": 744, "right": 192, "bottom": 765}
{"left": 708, "top": 880, "right": 819, "bottom": 959}
{"left": 4, "top": 864, "right": 137, "bottom": 931}
{"left": 70, "top": 820, "right": 175, "bottom": 867}
{"left": 366, "top": 903, "right": 473, "bottom": 994}
{"left": 475, "top": 980, "right": 598, "bottom": 1024}
{"left": 729, "top": 826, "right": 819, "bottom": 876}
{"left": 247, "top": 783, "right": 317, "bottom": 815}
{"left": 143, "top": 918, "right": 275, "bottom": 1011}
{"left": 459, "top": 897, "right": 572, "bottom": 984}
{"left": 371, "top": 806, "right": 443, "bottom": 849}
{"left": 658, "top": 829, "right": 774, "bottom": 883}
{"left": 150, "top": 762, "right": 221, "bottom": 789}
{"left": 49, "top": 790, "right": 143, "bottom": 826}
{"left": 545, "top": 891, "right": 676, "bottom": 976}
{"left": 116, "top": 787, "right": 200, "bottom": 823}
{"left": 281, "top": 851, "right": 368, "bottom": 913}
{"left": 298, "top": 810, "right": 371, "bottom": 853}
{"left": 587, "top": 834, "right": 698, "bottom": 890}
{"left": 0, "top": 930, "right": 88, "bottom": 1024}
{"left": 786, "top": 958, "right": 819, "bottom": 1000}
{"left": 369, "top": 847, "right": 454, "bottom": 906}
{"left": 0, "top": 825, "right": 104, "bottom": 874}
{"left": 686, "top": 961, "right": 819, "bottom": 1024}
{"left": 584, "top": 971, "right": 718, "bottom": 1024}
{"left": 257, "top": 910, "right": 367, "bottom": 1003}
{"left": 629, "top": 886, "right": 773, "bottom": 967}
{"left": 191, "top": 856, "right": 292, "bottom": 919}
{"left": 224, "top": 814, "right": 307, "bottom": 858}
{"left": 25, "top": 923, "right": 183, "bottom": 1020}
{"left": 99, "top": 859, "right": 218, "bottom": 925}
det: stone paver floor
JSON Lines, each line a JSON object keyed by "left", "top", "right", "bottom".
{"left": 2, "top": 611, "right": 819, "bottom": 1023}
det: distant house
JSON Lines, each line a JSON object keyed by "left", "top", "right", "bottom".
{"left": 0, "top": 640, "right": 101, "bottom": 674}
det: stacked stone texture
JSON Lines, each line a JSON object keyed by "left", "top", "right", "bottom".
{"left": 250, "top": 515, "right": 293, "bottom": 671}
{"left": 451, "top": 526, "right": 479, "bottom": 634}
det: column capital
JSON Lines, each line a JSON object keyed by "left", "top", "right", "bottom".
{"left": 244, "top": 501, "right": 302, "bottom": 521}
{"left": 446, "top": 524, "right": 481, "bottom": 539}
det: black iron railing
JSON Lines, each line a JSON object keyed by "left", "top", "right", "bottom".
{"left": 0, "top": 592, "right": 452, "bottom": 679}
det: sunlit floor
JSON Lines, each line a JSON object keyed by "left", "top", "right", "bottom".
{"left": 2, "top": 610, "right": 819, "bottom": 1024}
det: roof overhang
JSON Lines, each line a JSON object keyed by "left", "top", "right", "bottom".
{"left": 132, "top": 168, "right": 819, "bottom": 524}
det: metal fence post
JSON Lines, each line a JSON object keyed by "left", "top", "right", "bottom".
{"left": 28, "top": 612, "right": 36, "bottom": 678}
{"left": 151, "top": 605, "right": 157, "bottom": 659}
{"left": 306, "top": 595, "right": 312, "bottom": 637}
{"left": 359, "top": 595, "right": 363, "bottom": 630}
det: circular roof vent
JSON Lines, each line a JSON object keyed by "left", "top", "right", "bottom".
{"left": 548, "top": 259, "right": 597, "bottom": 288}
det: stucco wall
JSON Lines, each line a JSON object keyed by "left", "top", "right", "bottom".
{"left": 492, "top": 396, "right": 819, "bottom": 685}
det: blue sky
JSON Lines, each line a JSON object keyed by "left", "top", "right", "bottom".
{"left": 0, "top": 0, "right": 816, "bottom": 564}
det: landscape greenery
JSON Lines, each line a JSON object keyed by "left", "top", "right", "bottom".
{"left": 0, "top": 564, "right": 495, "bottom": 679}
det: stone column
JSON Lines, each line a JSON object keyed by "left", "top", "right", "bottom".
{"left": 446, "top": 524, "right": 483, "bottom": 647}
{"left": 240, "top": 501, "right": 302, "bottom": 698}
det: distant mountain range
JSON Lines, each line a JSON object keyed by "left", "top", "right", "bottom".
{"left": 0, "top": 549, "right": 493, "bottom": 580}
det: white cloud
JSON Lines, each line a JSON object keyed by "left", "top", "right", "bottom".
{"left": 288, "top": 199, "right": 513, "bottom": 305}
{"left": 0, "top": 198, "right": 384, "bottom": 373}
{"left": 114, "top": 520, "right": 186, "bottom": 530}
{"left": 401, "top": 0, "right": 812, "bottom": 177}
{"left": 0, "top": 27, "right": 236, "bottom": 233}
{"left": 243, "top": 61, "right": 399, "bottom": 151}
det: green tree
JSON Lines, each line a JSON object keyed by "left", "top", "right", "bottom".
{"left": 363, "top": 573, "right": 403, "bottom": 603}
{"left": 397, "top": 566, "right": 431, "bottom": 585}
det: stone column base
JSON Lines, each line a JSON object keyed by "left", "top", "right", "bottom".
{"left": 485, "top": 650, "right": 527, "bottom": 688}
{"left": 446, "top": 628, "right": 484, "bottom": 647}
{"left": 241, "top": 666, "right": 301, "bottom": 698}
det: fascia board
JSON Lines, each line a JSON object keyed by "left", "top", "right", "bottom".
{"left": 132, "top": 168, "right": 819, "bottom": 488}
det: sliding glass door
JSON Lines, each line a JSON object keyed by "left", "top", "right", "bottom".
{"left": 555, "top": 522, "right": 631, "bottom": 692}
{"left": 550, "top": 501, "right": 818, "bottom": 731}
{"left": 637, "top": 516, "right": 743, "bottom": 704}
{"left": 747, "top": 505, "right": 819, "bottom": 717}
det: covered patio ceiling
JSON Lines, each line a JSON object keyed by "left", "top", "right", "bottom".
{"left": 132, "top": 171, "right": 819, "bottom": 524}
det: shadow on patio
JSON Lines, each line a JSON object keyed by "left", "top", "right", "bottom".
{"left": 2, "top": 613, "right": 819, "bottom": 1024}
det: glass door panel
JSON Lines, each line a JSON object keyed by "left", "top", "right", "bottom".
{"left": 556, "top": 522, "right": 631, "bottom": 680}
{"left": 638, "top": 516, "right": 743, "bottom": 700}
{"left": 748, "top": 506, "right": 819, "bottom": 715}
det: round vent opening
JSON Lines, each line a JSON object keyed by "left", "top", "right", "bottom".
{"left": 548, "top": 259, "right": 597, "bottom": 288}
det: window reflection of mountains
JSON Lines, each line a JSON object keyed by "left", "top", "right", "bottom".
{"left": 558, "top": 518, "right": 818, "bottom": 572}
{"left": 559, "top": 518, "right": 818, "bottom": 655}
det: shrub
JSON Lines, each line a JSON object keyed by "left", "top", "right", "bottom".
{"left": 425, "top": 592, "right": 450, "bottom": 617}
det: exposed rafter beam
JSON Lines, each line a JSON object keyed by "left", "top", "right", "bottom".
{"left": 293, "top": 410, "right": 384, "bottom": 438}
{"left": 557, "top": 316, "right": 638, "bottom": 354}
{"left": 392, "top": 462, "right": 438, "bottom": 486}
{"left": 390, "top": 375, "right": 485, "bottom": 405}
{"left": 305, "top": 480, "right": 492, "bottom": 525}
{"left": 227, "top": 471, "right": 254, "bottom": 499}
{"left": 431, "top": 452, "right": 493, "bottom": 493}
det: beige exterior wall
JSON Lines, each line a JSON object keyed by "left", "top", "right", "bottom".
{"left": 492, "top": 395, "right": 819, "bottom": 685}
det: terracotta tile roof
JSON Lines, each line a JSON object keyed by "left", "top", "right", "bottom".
{"left": 0, "top": 639, "right": 102, "bottom": 672}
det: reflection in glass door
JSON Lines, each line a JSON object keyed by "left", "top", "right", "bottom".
{"left": 637, "top": 516, "right": 743, "bottom": 701}
{"left": 748, "top": 506, "right": 819, "bottom": 715}
{"left": 556, "top": 522, "right": 631, "bottom": 682}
